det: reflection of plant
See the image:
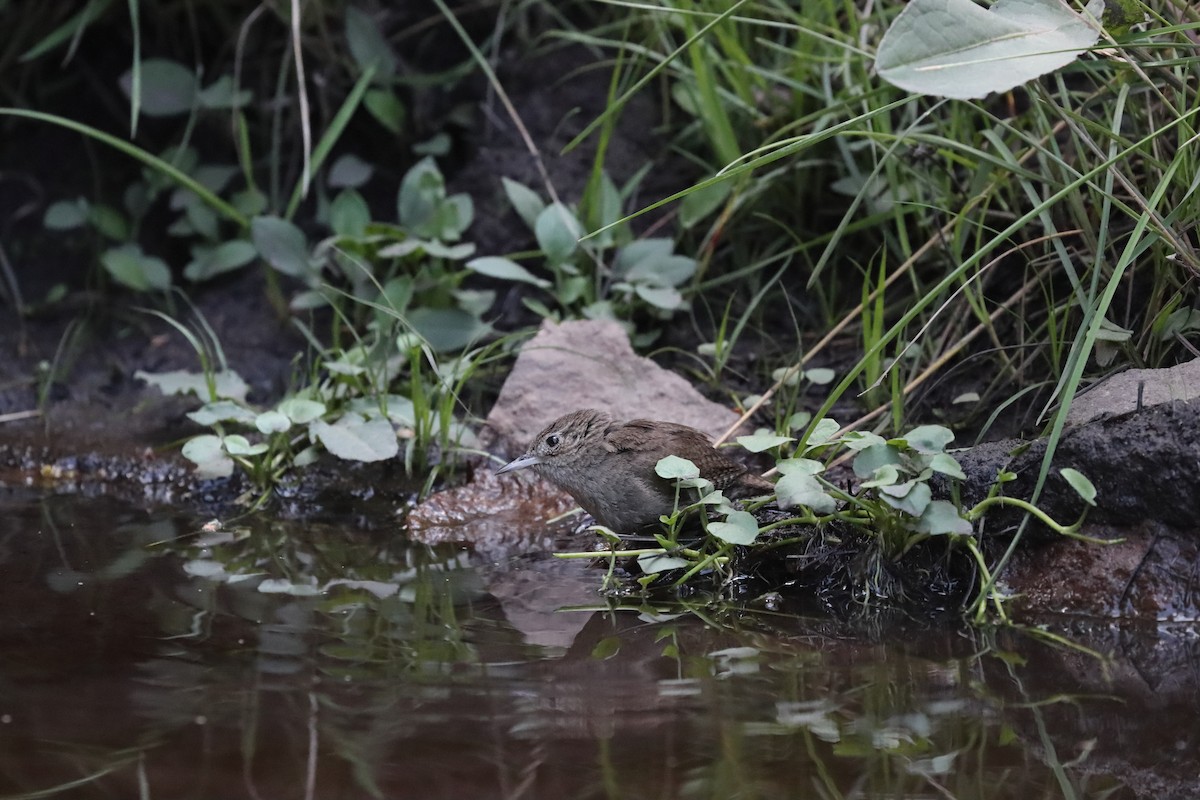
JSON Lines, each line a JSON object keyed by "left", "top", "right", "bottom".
{"left": 562, "top": 421, "right": 1097, "bottom": 619}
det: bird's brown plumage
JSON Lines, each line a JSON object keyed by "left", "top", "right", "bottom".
{"left": 497, "top": 409, "right": 774, "bottom": 532}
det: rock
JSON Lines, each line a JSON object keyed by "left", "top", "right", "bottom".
{"left": 1067, "top": 358, "right": 1200, "bottom": 425}
{"left": 483, "top": 319, "right": 742, "bottom": 455}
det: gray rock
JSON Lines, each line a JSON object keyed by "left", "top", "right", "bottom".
{"left": 1067, "top": 358, "right": 1200, "bottom": 425}
{"left": 484, "top": 319, "right": 742, "bottom": 456}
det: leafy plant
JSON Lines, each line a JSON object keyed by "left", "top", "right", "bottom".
{"left": 471, "top": 176, "right": 699, "bottom": 345}
{"left": 136, "top": 303, "right": 487, "bottom": 499}
{"left": 560, "top": 420, "right": 1098, "bottom": 620}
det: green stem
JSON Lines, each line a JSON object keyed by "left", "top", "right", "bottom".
{"left": 969, "top": 496, "right": 1116, "bottom": 544}
{"left": 674, "top": 542, "right": 733, "bottom": 586}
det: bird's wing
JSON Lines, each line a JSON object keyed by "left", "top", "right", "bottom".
{"left": 602, "top": 419, "right": 715, "bottom": 454}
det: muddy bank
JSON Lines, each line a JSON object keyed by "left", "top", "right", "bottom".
{"left": 3, "top": 326, "right": 1199, "bottom": 623}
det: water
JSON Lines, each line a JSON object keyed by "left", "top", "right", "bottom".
{"left": 0, "top": 489, "right": 1190, "bottom": 799}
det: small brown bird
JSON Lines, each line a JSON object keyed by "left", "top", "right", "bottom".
{"left": 496, "top": 408, "right": 775, "bottom": 532}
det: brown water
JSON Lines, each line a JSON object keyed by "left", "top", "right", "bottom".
{"left": 0, "top": 489, "right": 1193, "bottom": 800}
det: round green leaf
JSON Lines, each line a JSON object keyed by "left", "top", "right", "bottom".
{"left": 903, "top": 425, "right": 955, "bottom": 454}
{"left": 915, "top": 500, "right": 973, "bottom": 535}
{"left": 330, "top": 189, "right": 370, "bottom": 237}
{"left": 101, "top": 244, "right": 171, "bottom": 292}
{"left": 255, "top": 410, "right": 291, "bottom": 434}
{"left": 182, "top": 434, "right": 225, "bottom": 464}
{"left": 181, "top": 435, "right": 235, "bottom": 478}
{"left": 312, "top": 417, "right": 398, "bottom": 462}
{"left": 775, "top": 458, "right": 824, "bottom": 476}
{"left": 251, "top": 216, "right": 312, "bottom": 278}
{"left": 184, "top": 240, "right": 257, "bottom": 282}
{"left": 223, "top": 434, "right": 268, "bottom": 456}
{"left": 345, "top": 5, "right": 398, "bottom": 79}
{"left": 279, "top": 398, "right": 327, "bottom": 424}
{"left": 633, "top": 284, "right": 684, "bottom": 311}
{"left": 707, "top": 510, "right": 760, "bottom": 545}
{"left": 853, "top": 443, "right": 902, "bottom": 480}
{"left": 44, "top": 198, "right": 89, "bottom": 230}
{"left": 1060, "top": 468, "right": 1097, "bottom": 507}
{"left": 929, "top": 453, "right": 966, "bottom": 481}
{"left": 407, "top": 307, "right": 489, "bottom": 352}
{"left": 186, "top": 400, "right": 256, "bottom": 426}
{"left": 655, "top": 455, "right": 700, "bottom": 481}
{"left": 679, "top": 180, "right": 731, "bottom": 229}
{"left": 880, "top": 481, "right": 932, "bottom": 517}
{"left": 119, "top": 58, "right": 197, "bottom": 117}
{"left": 364, "top": 88, "right": 406, "bottom": 134}
{"left": 775, "top": 472, "right": 837, "bottom": 514}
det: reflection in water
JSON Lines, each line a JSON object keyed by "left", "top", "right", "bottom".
{"left": 0, "top": 490, "right": 1188, "bottom": 799}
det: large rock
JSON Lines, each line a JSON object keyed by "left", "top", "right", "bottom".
{"left": 484, "top": 319, "right": 741, "bottom": 455}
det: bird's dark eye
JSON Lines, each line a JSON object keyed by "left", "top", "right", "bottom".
{"left": 545, "top": 434, "right": 561, "bottom": 448}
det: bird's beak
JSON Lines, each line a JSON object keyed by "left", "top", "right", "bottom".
{"left": 496, "top": 453, "right": 541, "bottom": 474}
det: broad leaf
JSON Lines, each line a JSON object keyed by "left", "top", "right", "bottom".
{"left": 655, "top": 455, "right": 700, "bottom": 480}
{"left": 915, "top": 500, "right": 973, "bottom": 535}
{"left": 119, "top": 58, "right": 197, "bottom": 116}
{"left": 534, "top": 202, "right": 583, "bottom": 264}
{"left": 251, "top": 216, "right": 312, "bottom": 278}
{"left": 707, "top": 511, "right": 760, "bottom": 545}
{"left": 1061, "top": 467, "right": 1097, "bottom": 506}
{"left": 737, "top": 432, "right": 795, "bottom": 453}
{"left": 312, "top": 416, "right": 398, "bottom": 462}
{"left": 775, "top": 472, "right": 837, "bottom": 514}
{"left": 466, "top": 256, "right": 550, "bottom": 288}
{"left": 876, "top": 0, "right": 1104, "bottom": 100}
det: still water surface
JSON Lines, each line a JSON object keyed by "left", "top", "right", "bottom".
{"left": 0, "top": 489, "right": 1191, "bottom": 799}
